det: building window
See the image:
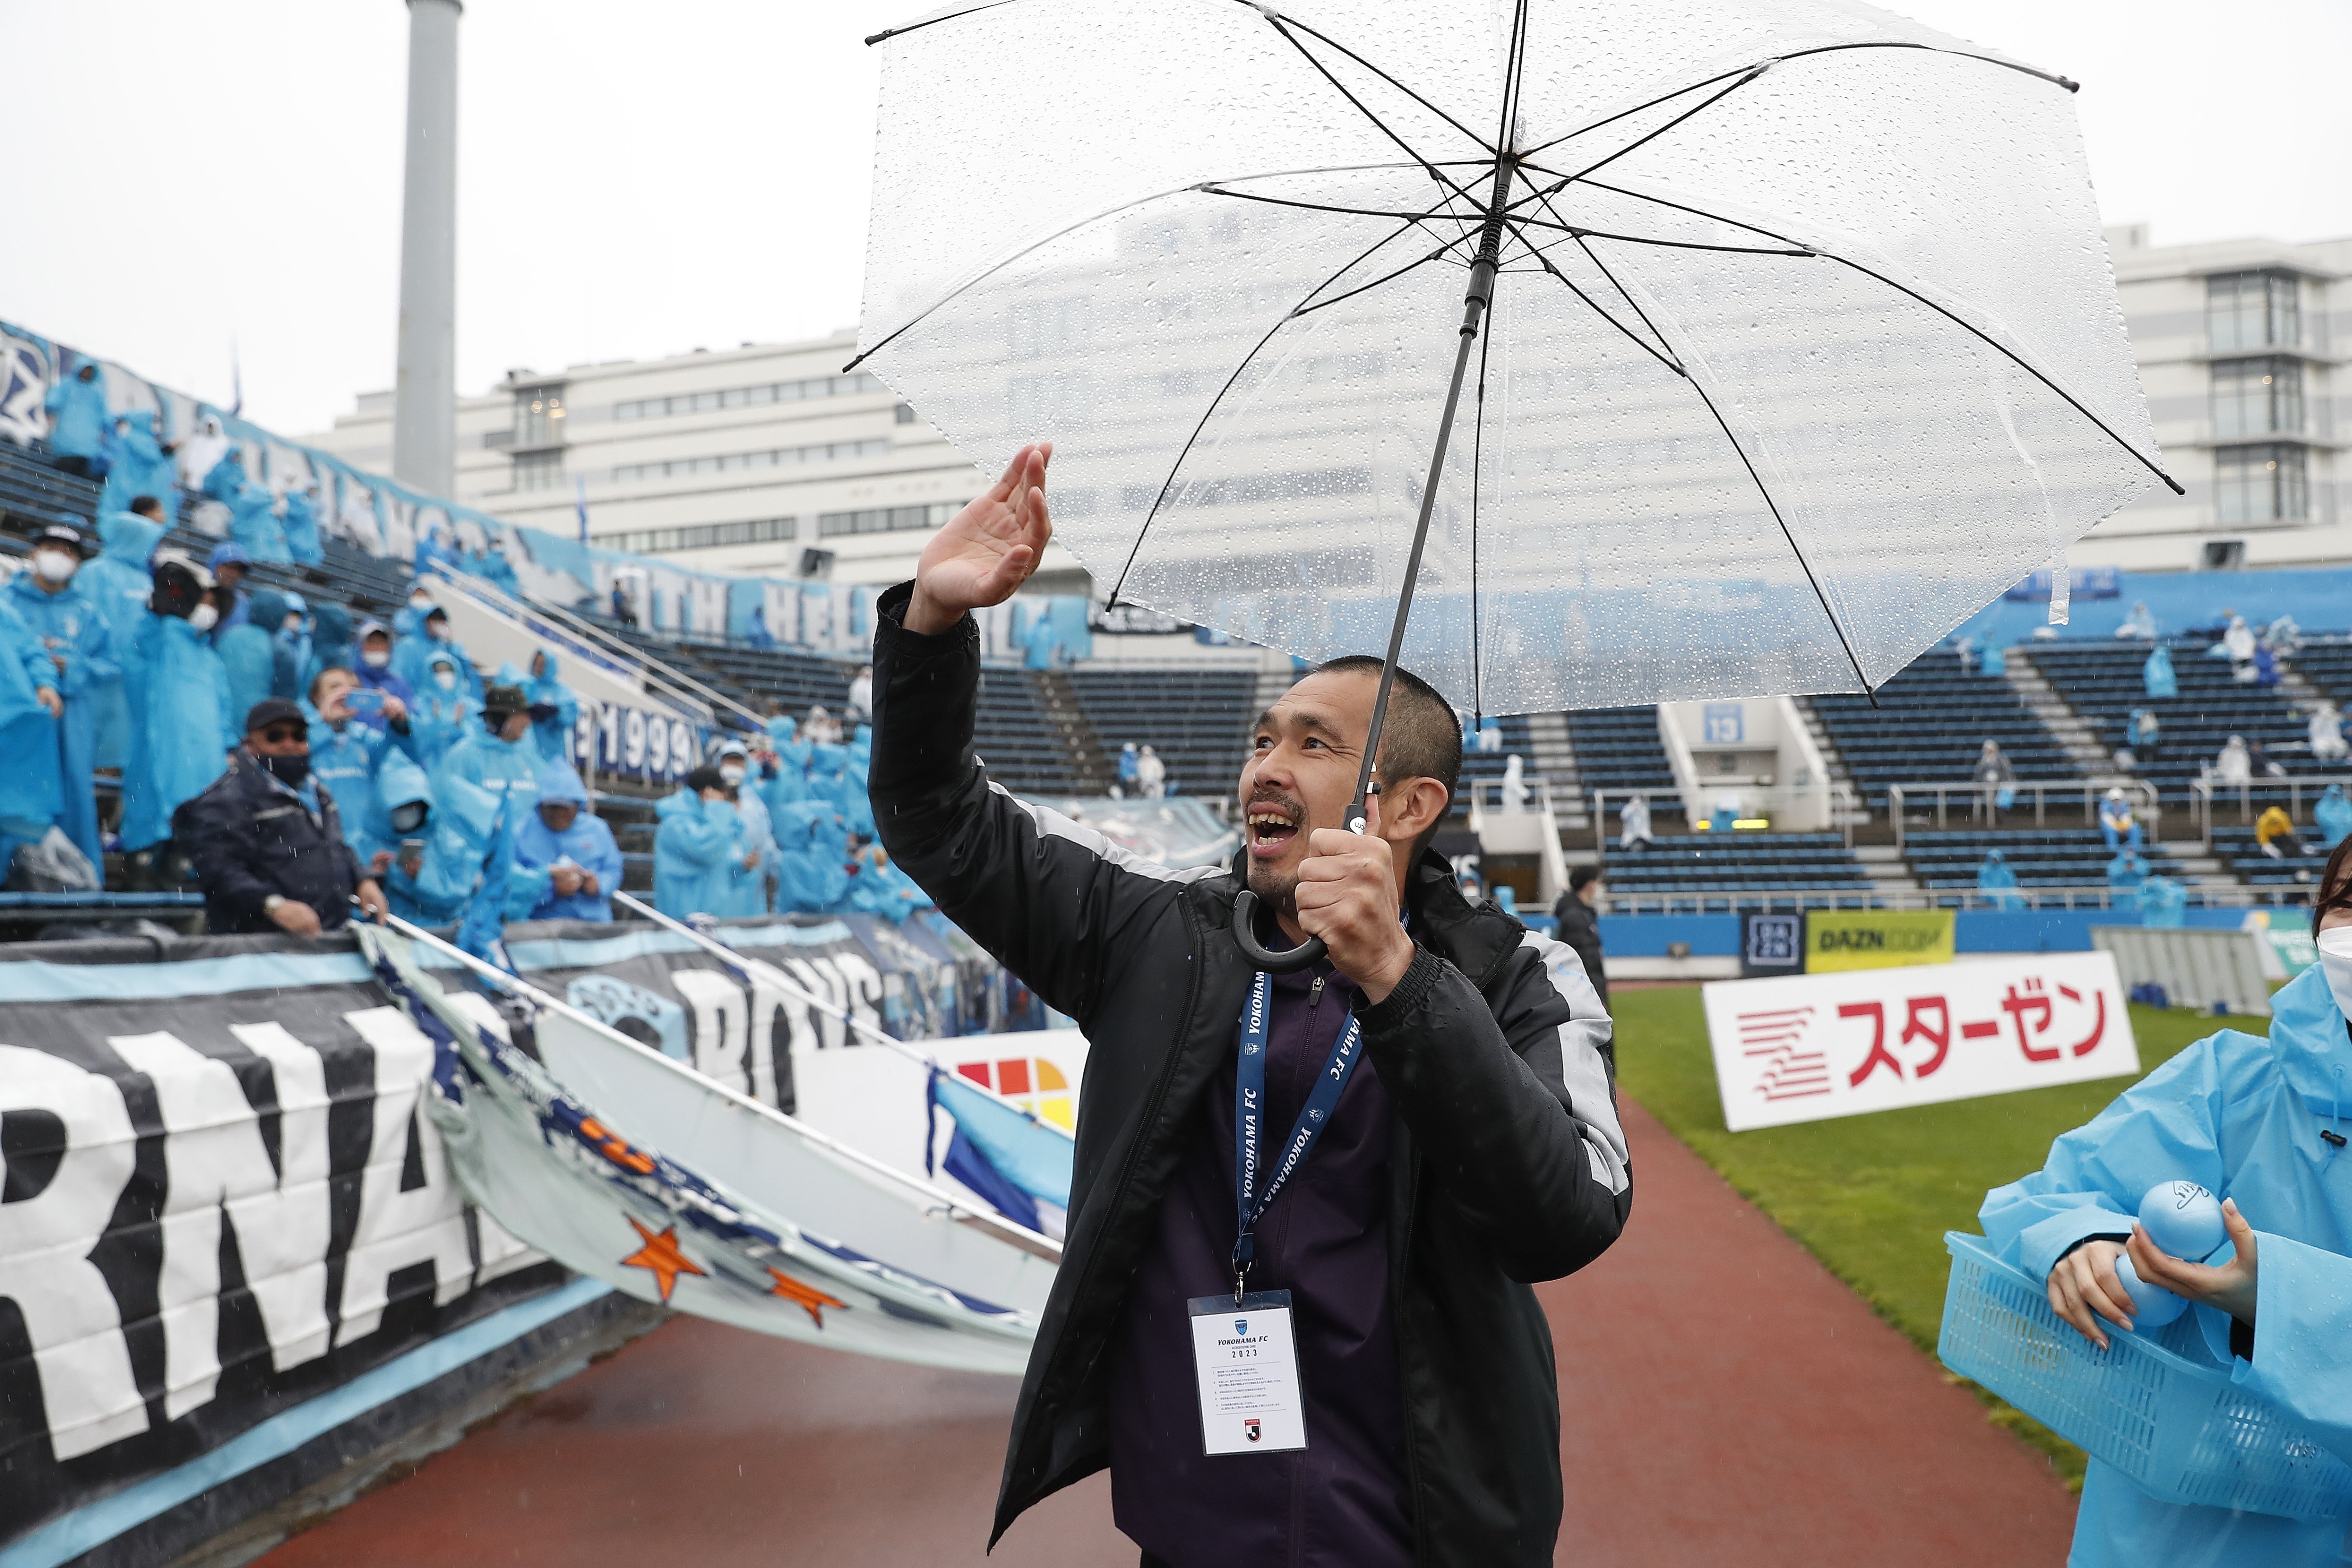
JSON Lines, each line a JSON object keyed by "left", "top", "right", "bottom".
{"left": 612, "top": 371, "right": 884, "bottom": 422}
{"left": 2206, "top": 271, "right": 2300, "bottom": 353}
{"left": 2211, "top": 357, "right": 2303, "bottom": 438}
{"left": 609, "top": 437, "right": 888, "bottom": 486}
{"left": 514, "top": 450, "right": 563, "bottom": 491}
{"left": 816, "top": 501, "right": 966, "bottom": 538}
{"left": 895, "top": 402, "right": 917, "bottom": 424}
{"left": 2201, "top": 540, "right": 2246, "bottom": 571}
{"left": 514, "top": 384, "right": 567, "bottom": 447}
{"left": 2214, "top": 443, "right": 2307, "bottom": 524}
{"left": 604, "top": 516, "right": 797, "bottom": 555}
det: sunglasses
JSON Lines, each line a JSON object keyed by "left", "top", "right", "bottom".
{"left": 258, "top": 725, "right": 307, "bottom": 745}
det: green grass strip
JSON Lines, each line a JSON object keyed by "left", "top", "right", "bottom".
{"left": 1611, "top": 984, "right": 2244, "bottom": 1490}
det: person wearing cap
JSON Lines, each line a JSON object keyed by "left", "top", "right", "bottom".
{"left": 2099, "top": 786, "right": 2140, "bottom": 850}
{"left": 349, "top": 619, "right": 417, "bottom": 732}
{"left": 653, "top": 763, "right": 757, "bottom": 919}
{"left": 119, "top": 554, "right": 240, "bottom": 856}
{"left": 206, "top": 543, "right": 253, "bottom": 632}
{"left": 176, "top": 695, "right": 388, "bottom": 934}
{"left": 714, "top": 737, "right": 776, "bottom": 915}
{"left": 430, "top": 683, "right": 542, "bottom": 848}
{"left": 512, "top": 760, "right": 624, "bottom": 922}
{"left": 6, "top": 524, "right": 120, "bottom": 870}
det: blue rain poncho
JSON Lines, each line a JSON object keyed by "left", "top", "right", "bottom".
{"left": 2117, "top": 601, "right": 2158, "bottom": 639}
{"left": 81, "top": 511, "right": 166, "bottom": 771}
{"left": 511, "top": 761, "right": 624, "bottom": 922}
{"left": 375, "top": 753, "right": 462, "bottom": 925}
{"left": 433, "top": 720, "right": 541, "bottom": 823}
{"left": 214, "top": 623, "right": 275, "bottom": 739}
{"left": 846, "top": 849, "right": 931, "bottom": 922}
{"left": 201, "top": 450, "right": 247, "bottom": 503}
{"left": 408, "top": 653, "right": 479, "bottom": 771}
{"left": 99, "top": 411, "right": 176, "bottom": 517}
{"left": 5, "top": 570, "right": 122, "bottom": 870}
{"left": 652, "top": 788, "right": 749, "bottom": 918}
{"left": 280, "top": 489, "right": 323, "bottom": 565}
{"left": 1975, "top": 849, "right": 2023, "bottom": 910}
{"left": 119, "top": 612, "right": 237, "bottom": 851}
{"left": 519, "top": 653, "right": 580, "bottom": 766}
{"left": 2106, "top": 849, "right": 2150, "bottom": 907}
{"left": 754, "top": 746, "right": 806, "bottom": 824}
{"left": 1977, "top": 962, "right": 2352, "bottom": 1567}
{"left": 2143, "top": 644, "right": 2178, "bottom": 700}
{"left": 396, "top": 618, "right": 479, "bottom": 703}
{"left": 0, "top": 598, "right": 63, "bottom": 858}
{"left": 303, "top": 701, "right": 418, "bottom": 869}
{"left": 42, "top": 367, "right": 109, "bottom": 460}
{"left": 2138, "top": 872, "right": 2187, "bottom": 928}
{"left": 307, "top": 603, "right": 354, "bottom": 688}
{"left": 2318, "top": 786, "right": 2352, "bottom": 851}
{"left": 350, "top": 621, "right": 416, "bottom": 733}
{"left": 227, "top": 481, "right": 290, "bottom": 564}
{"left": 1022, "top": 613, "right": 1058, "bottom": 670}
{"left": 765, "top": 715, "right": 810, "bottom": 772}
{"left": 771, "top": 800, "right": 851, "bottom": 913}
{"left": 404, "top": 765, "right": 530, "bottom": 927}
{"left": 271, "top": 593, "right": 312, "bottom": 701}
{"left": 723, "top": 776, "right": 776, "bottom": 918}
{"left": 476, "top": 547, "right": 521, "bottom": 597}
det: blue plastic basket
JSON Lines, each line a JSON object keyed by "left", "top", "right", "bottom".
{"left": 1939, "top": 1231, "right": 2352, "bottom": 1521}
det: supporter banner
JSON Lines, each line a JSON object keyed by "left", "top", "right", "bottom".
{"left": 0, "top": 935, "right": 556, "bottom": 1546}
{"left": 1703, "top": 951, "right": 2138, "bottom": 1132}
{"left": 586, "top": 700, "right": 708, "bottom": 786}
{"left": 1805, "top": 909, "right": 1956, "bottom": 972}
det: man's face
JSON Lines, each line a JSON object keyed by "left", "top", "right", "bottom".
{"left": 218, "top": 563, "right": 245, "bottom": 591}
{"left": 1237, "top": 669, "right": 1378, "bottom": 912}
{"left": 315, "top": 670, "right": 357, "bottom": 721}
{"left": 496, "top": 710, "right": 531, "bottom": 742}
{"left": 248, "top": 718, "right": 309, "bottom": 759}
{"left": 539, "top": 801, "right": 578, "bottom": 833}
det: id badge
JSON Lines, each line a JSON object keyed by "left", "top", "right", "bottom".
{"left": 1188, "top": 1291, "right": 1306, "bottom": 1454}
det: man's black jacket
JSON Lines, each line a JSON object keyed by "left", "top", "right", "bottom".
{"left": 1551, "top": 892, "right": 1608, "bottom": 1008}
{"left": 869, "top": 585, "right": 1633, "bottom": 1567}
{"left": 175, "top": 751, "right": 364, "bottom": 934}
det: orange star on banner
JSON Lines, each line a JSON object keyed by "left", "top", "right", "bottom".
{"left": 619, "top": 1217, "right": 705, "bottom": 1304}
{"left": 768, "top": 1268, "right": 847, "bottom": 1329}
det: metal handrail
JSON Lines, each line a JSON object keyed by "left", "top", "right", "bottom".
{"left": 1597, "top": 882, "right": 2285, "bottom": 916}
{"left": 1885, "top": 778, "right": 2162, "bottom": 847}
{"left": 1588, "top": 785, "right": 1858, "bottom": 853}
{"left": 2190, "top": 773, "right": 2352, "bottom": 846}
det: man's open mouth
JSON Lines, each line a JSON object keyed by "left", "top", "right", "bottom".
{"left": 1247, "top": 802, "right": 1301, "bottom": 858}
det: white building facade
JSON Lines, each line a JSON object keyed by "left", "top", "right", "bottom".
{"left": 2088, "top": 227, "right": 2346, "bottom": 572}
{"left": 300, "top": 228, "right": 2345, "bottom": 590}
{"left": 298, "top": 332, "right": 1088, "bottom": 592}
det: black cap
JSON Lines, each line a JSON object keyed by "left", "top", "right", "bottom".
{"left": 685, "top": 765, "right": 728, "bottom": 794}
{"left": 244, "top": 698, "right": 307, "bottom": 734}
{"left": 482, "top": 684, "right": 529, "bottom": 715}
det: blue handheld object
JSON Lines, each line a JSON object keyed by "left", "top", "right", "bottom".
{"left": 2139, "top": 1180, "right": 2227, "bottom": 1261}
{"left": 2112, "top": 1249, "right": 2188, "bottom": 1328}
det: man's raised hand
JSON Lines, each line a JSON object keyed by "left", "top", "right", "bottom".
{"left": 905, "top": 443, "right": 1052, "bottom": 636}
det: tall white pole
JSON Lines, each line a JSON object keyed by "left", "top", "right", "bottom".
{"left": 393, "top": 0, "right": 461, "bottom": 498}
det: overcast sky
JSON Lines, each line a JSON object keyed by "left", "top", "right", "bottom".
{"left": 2, "top": 0, "right": 2344, "bottom": 438}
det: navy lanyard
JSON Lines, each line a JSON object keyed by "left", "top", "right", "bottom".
{"left": 1232, "top": 967, "right": 1365, "bottom": 1300}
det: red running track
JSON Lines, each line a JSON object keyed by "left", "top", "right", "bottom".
{"left": 259, "top": 1099, "right": 2073, "bottom": 1567}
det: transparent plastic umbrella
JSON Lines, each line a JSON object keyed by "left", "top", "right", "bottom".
{"left": 855, "top": 0, "right": 2177, "bottom": 965}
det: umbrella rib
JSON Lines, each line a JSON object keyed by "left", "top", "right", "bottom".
{"left": 1515, "top": 178, "right": 1684, "bottom": 372}
{"left": 1520, "top": 239, "right": 1686, "bottom": 379}
{"left": 1106, "top": 216, "right": 1450, "bottom": 605}
{"left": 1255, "top": 13, "right": 1485, "bottom": 208}
{"left": 1555, "top": 68, "right": 1764, "bottom": 186}
{"left": 1681, "top": 374, "right": 1876, "bottom": 698}
{"left": 1247, "top": 5, "right": 1499, "bottom": 158}
{"left": 1515, "top": 40, "right": 2078, "bottom": 163}
{"left": 1294, "top": 247, "right": 1455, "bottom": 318}
{"left": 1565, "top": 178, "right": 2185, "bottom": 495}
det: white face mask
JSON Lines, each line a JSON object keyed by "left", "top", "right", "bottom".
{"left": 434, "top": 669, "right": 457, "bottom": 691}
{"left": 409, "top": 596, "right": 431, "bottom": 612}
{"left": 187, "top": 602, "right": 220, "bottom": 633}
{"left": 719, "top": 763, "right": 747, "bottom": 785}
{"left": 33, "top": 551, "right": 77, "bottom": 584}
{"left": 2321, "top": 927, "right": 2352, "bottom": 1025}
{"left": 362, "top": 647, "right": 390, "bottom": 668}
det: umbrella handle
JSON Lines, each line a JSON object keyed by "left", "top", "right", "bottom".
{"left": 1232, "top": 888, "right": 1326, "bottom": 974}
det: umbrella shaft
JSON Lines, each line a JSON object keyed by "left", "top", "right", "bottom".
{"left": 1346, "top": 255, "right": 1499, "bottom": 834}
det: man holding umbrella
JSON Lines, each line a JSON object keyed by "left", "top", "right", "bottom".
{"left": 871, "top": 444, "right": 1628, "bottom": 1568}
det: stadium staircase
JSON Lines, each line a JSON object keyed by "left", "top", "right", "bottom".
{"left": 2025, "top": 637, "right": 2326, "bottom": 806}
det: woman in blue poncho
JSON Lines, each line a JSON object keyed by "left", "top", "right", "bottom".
{"left": 1978, "top": 839, "right": 2352, "bottom": 1567}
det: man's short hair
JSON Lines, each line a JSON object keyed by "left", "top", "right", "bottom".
{"left": 308, "top": 667, "right": 351, "bottom": 705}
{"left": 1570, "top": 866, "right": 1602, "bottom": 894}
{"left": 1310, "top": 655, "right": 1463, "bottom": 814}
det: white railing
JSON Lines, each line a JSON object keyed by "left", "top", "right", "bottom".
{"left": 2190, "top": 774, "right": 2352, "bottom": 845}
{"left": 1885, "top": 778, "right": 2161, "bottom": 847}
{"left": 1596, "top": 883, "right": 2278, "bottom": 916}
{"left": 1588, "top": 785, "right": 1859, "bottom": 853}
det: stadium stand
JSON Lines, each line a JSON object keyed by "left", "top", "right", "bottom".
{"left": 1600, "top": 831, "right": 1874, "bottom": 911}
{"left": 1901, "top": 831, "right": 2193, "bottom": 895}
{"left": 1564, "top": 706, "right": 1677, "bottom": 799}
{"left": 2025, "top": 636, "right": 2319, "bottom": 803}
{"left": 2293, "top": 637, "right": 2352, "bottom": 705}
{"left": 2212, "top": 825, "right": 2334, "bottom": 893}
{"left": 1811, "top": 648, "right": 2073, "bottom": 804}
{"left": 1065, "top": 665, "right": 1256, "bottom": 799}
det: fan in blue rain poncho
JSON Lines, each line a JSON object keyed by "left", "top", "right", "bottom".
{"left": 408, "top": 650, "right": 478, "bottom": 770}
{"left": 2319, "top": 786, "right": 2352, "bottom": 852}
{"left": 652, "top": 764, "right": 757, "bottom": 918}
{"left": 269, "top": 593, "right": 313, "bottom": 701}
{"left": 712, "top": 738, "right": 774, "bottom": 915}
{"left": 395, "top": 607, "right": 479, "bottom": 701}
{"left": 502, "top": 653, "right": 578, "bottom": 765}
{"left": 2143, "top": 643, "right": 2178, "bottom": 700}
{"left": 474, "top": 542, "right": 521, "bottom": 598}
{"left": 349, "top": 621, "right": 416, "bottom": 733}
{"left": 434, "top": 684, "right": 541, "bottom": 826}
{"left": 2106, "top": 848, "right": 2150, "bottom": 907}
{"left": 81, "top": 504, "right": 167, "bottom": 771}
{"left": 371, "top": 751, "right": 457, "bottom": 925}
{"left": 216, "top": 589, "right": 280, "bottom": 739}
{"left": 119, "top": 558, "right": 239, "bottom": 853}
{"left": 279, "top": 482, "right": 324, "bottom": 566}
{"left": 301, "top": 667, "right": 420, "bottom": 876}
{"left": 771, "top": 798, "right": 850, "bottom": 914}
{"left": 840, "top": 724, "right": 877, "bottom": 839}
{"left": 99, "top": 411, "right": 176, "bottom": 518}
{"left": 42, "top": 363, "right": 109, "bottom": 471}
{"left": 511, "top": 761, "right": 623, "bottom": 921}
{"left": 0, "top": 596, "right": 64, "bottom": 870}
{"left": 1975, "top": 848, "right": 2023, "bottom": 910}
{"left": 306, "top": 602, "right": 354, "bottom": 690}
{"left": 7, "top": 527, "right": 122, "bottom": 871}
{"left": 1976, "top": 863, "right": 2352, "bottom": 1568}
{"left": 845, "top": 844, "right": 932, "bottom": 922}
{"left": 203, "top": 450, "right": 291, "bottom": 564}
